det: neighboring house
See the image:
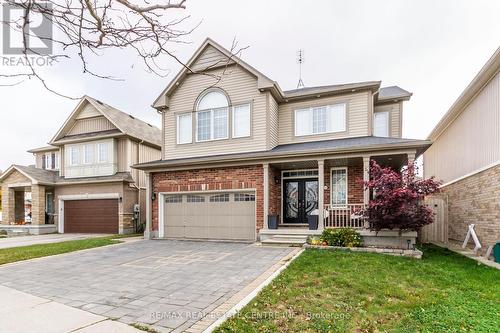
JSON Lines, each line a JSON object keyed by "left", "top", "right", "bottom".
{"left": 424, "top": 47, "right": 500, "bottom": 249}
{"left": 0, "top": 96, "right": 161, "bottom": 234}
{"left": 135, "top": 38, "right": 431, "bottom": 244}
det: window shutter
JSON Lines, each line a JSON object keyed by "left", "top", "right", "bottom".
{"left": 51, "top": 153, "right": 55, "bottom": 169}
{"left": 42, "top": 155, "right": 46, "bottom": 169}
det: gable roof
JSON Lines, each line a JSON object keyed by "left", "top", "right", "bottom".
{"left": 50, "top": 96, "right": 161, "bottom": 147}
{"left": 153, "top": 38, "right": 281, "bottom": 108}
{"left": 0, "top": 165, "right": 57, "bottom": 185}
{"left": 427, "top": 46, "right": 500, "bottom": 141}
{"left": 153, "top": 38, "right": 412, "bottom": 109}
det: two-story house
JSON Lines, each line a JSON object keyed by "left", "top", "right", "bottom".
{"left": 424, "top": 46, "right": 500, "bottom": 252}
{"left": 0, "top": 96, "right": 161, "bottom": 235}
{"left": 135, "top": 38, "right": 432, "bottom": 245}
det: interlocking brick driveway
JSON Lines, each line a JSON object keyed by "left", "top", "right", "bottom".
{"left": 0, "top": 240, "right": 295, "bottom": 332}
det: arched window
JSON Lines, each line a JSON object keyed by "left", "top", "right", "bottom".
{"left": 196, "top": 89, "right": 229, "bottom": 141}
{"left": 197, "top": 90, "right": 229, "bottom": 111}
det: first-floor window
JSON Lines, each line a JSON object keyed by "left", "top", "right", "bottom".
{"left": 331, "top": 168, "right": 347, "bottom": 206}
{"left": 69, "top": 147, "right": 79, "bottom": 166}
{"left": 374, "top": 111, "right": 389, "bottom": 137}
{"left": 295, "top": 103, "right": 346, "bottom": 136}
{"left": 177, "top": 113, "right": 192, "bottom": 144}
{"left": 97, "top": 142, "right": 109, "bottom": 163}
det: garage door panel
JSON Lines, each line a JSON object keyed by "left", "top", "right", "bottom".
{"left": 64, "top": 199, "right": 118, "bottom": 233}
{"left": 163, "top": 191, "right": 255, "bottom": 241}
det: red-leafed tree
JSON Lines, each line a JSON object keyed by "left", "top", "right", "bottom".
{"left": 362, "top": 161, "right": 441, "bottom": 232}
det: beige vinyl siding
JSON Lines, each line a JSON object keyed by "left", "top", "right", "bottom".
{"left": 67, "top": 116, "right": 116, "bottom": 136}
{"left": 268, "top": 93, "right": 279, "bottom": 149}
{"left": 137, "top": 144, "right": 161, "bottom": 187}
{"left": 116, "top": 138, "right": 129, "bottom": 172}
{"left": 116, "top": 138, "right": 160, "bottom": 187}
{"left": 424, "top": 72, "right": 500, "bottom": 183}
{"left": 374, "top": 102, "right": 402, "bottom": 138}
{"left": 76, "top": 103, "right": 101, "bottom": 119}
{"left": 164, "top": 65, "right": 267, "bottom": 159}
{"left": 278, "top": 91, "right": 370, "bottom": 144}
{"left": 190, "top": 45, "right": 234, "bottom": 72}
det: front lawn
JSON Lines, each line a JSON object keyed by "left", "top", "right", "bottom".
{"left": 0, "top": 235, "right": 137, "bottom": 265}
{"left": 216, "top": 245, "right": 499, "bottom": 333}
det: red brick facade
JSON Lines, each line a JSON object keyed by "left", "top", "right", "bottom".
{"left": 324, "top": 164, "right": 364, "bottom": 205}
{"left": 151, "top": 164, "right": 365, "bottom": 232}
{"left": 151, "top": 165, "right": 264, "bottom": 231}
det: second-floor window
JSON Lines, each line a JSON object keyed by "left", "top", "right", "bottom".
{"left": 97, "top": 143, "right": 109, "bottom": 163}
{"left": 196, "top": 90, "right": 229, "bottom": 142}
{"left": 295, "top": 103, "right": 346, "bottom": 137}
{"left": 69, "top": 147, "right": 79, "bottom": 166}
{"left": 83, "top": 144, "right": 94, "bottom": 164}
{"left": 374, "top": 111, "right": 389, "bottom": 137}
{"left": 176, "top": 89, "right": 251, "bottom": 144}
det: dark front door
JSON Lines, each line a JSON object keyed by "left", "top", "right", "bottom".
{"left": 283, "top": 178, "right": 318, "bottom": 224}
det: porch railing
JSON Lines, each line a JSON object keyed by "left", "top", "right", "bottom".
{"left": 324, "top": 203, "right": 367, "bottom": 229}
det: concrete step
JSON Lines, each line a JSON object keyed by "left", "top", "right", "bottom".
{"left": 261, "top": 235, "right": 308, "bottom": 247}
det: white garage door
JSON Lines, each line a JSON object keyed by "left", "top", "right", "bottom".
{"left": 163, "top": 191, "right": 256, "bottom": 241}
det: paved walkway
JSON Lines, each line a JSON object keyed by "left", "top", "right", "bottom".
{"left": 0, "top": 240, "right": 296, "bottom": 332}
{"left": 0, "top": 233, "right": 113, "bottom": 249}
{"left": 0, "top": 285, "right": 141, "bottom": 333}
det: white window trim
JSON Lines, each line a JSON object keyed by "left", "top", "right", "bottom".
{"left": 176, "top": 113, "right": 192, "bottom": 145}
{"left": 232, "top": 103, "right": 251, "bottom": 138}
{"left": 69, "top": 147, "right": 79, "bottom": 166}
{"left": 54, "top": 153, "right": 59, "bottom": 169}
{"left": 97, "top": 143, "right": 109, "bottom": 163}
{"left": 330, "top": 167, "right": 348, "bottom": 207}
{"left": 44, "top": 154, "right": 52, "bottom": 169}
{"left": 195, "top": 107, "right": 229, "bottom": 142}
{"left": 83, "top": 144, "right": 94, "bottom": 164}
{"left": 294, "top": 103, "right": 347, "bottom": 137}
{"left": 374, "top": 111, "right": 389, "bottom": 137}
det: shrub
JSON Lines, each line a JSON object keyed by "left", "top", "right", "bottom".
{"left": 362, "top": 161, "right": 441, "bottom": 232}
{"left": 320, "top": 228, "right": 362, "bottom": 247}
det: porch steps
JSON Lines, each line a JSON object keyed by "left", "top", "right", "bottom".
{"left": 261, "top": 234, "right": 308, "bottom": 247}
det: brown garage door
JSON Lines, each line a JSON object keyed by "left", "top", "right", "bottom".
{"left": 64, "top": 199, "right": 118, "bottom": 233}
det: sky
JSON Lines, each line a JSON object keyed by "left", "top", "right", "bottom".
{"left": 0, "top": 0, "right": 499, "bottom": 171}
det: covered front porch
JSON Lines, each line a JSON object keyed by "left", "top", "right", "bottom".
{"left": 0, "top": 166, "right": 57, "bottom": 235}
{"left": 260, "top": 150, "right": 417, "bottom": 247}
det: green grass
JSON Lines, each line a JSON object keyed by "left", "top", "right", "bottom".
{"left": 216, "top": 245, "right": 500, "bottom": 333}
{"left": 0, "top": 234, "right": 139, "bottom": 265}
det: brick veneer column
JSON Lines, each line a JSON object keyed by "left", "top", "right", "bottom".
{"left": 31, "top": 185, "right": 45, "bottom": 225}
{"left": 262, "top": 163, "right": 269, "bottom": 230}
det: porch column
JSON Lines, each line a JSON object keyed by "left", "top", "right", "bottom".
{"left": 317, "top": 160, "right": 325, "bottom": 230}
{"left": 363, "top": 156, "right": 370, "bottom": 228}
{"left": 2, "top": 187, "right": 15, "bottom": 224}
{"left": 144, "top": 172, "right": 152, "bottom": 240}
{"left": 262, "top": 163, "right": 269, "bottom": 230}
{"left": 407, "top": 152, "right": 416, "bottom": 165}
{"left": 31, "top": 185, "right": 45, "bottom": 225}
{"left": 363, "top": 156, "right": 370, "bottom": 206}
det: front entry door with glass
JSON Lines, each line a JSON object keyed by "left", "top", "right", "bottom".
{"left": 283, "top": 178, "right": 318, "bottom": 224}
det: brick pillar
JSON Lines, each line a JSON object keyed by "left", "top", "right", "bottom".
{"left": 262, "top": 163, "right": 269, "bottom": 230}
{"left": 14, "top": 190, "right": 25, "bottom": 223}
{"left": 1, "top": 186, "right": 15, "bottom": 224}
{"left": 31, "top": 185, "right": 45, "bottom": 225}
{"left": 145, "top": 173, "right": 152, "bottom": 239}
